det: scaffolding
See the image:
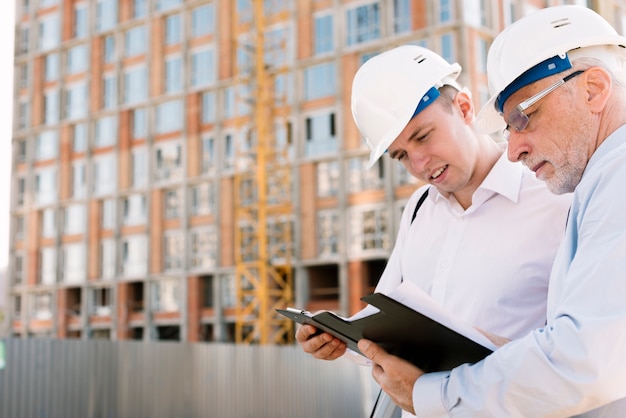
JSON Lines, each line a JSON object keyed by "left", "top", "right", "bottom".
{"left": 233, "top": 0, "right": 294, "bottom": 345}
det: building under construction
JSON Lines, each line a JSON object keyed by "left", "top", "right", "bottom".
{"left": 6, "top": 0, "right": 624, "bottom": 343}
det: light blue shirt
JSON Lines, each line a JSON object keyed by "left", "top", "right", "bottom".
{"left": 413, "top": 125, "right": 626, "bottom": 417}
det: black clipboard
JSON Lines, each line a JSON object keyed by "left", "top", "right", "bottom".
{"left": 277, "top": 292, "right": 493, "bottom": 372}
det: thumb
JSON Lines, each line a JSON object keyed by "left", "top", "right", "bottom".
{"left": 358, "top": 338, "right": 386, "bottom": 364}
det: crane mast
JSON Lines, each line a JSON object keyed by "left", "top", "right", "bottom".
{"left": 233, "top": 0, "right": 294, "bottom": 345}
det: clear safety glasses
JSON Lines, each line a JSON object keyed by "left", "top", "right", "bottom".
{"left": 503, "top": 70, "right": 584, "bottom": 139}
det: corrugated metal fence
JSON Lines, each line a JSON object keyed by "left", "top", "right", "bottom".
{"left": 0, "top": 338, "right": 377, "bottom": 418}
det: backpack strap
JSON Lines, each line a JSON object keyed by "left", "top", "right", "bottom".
{"left": 410, "top": 187, "right": 430, "bottom": 225}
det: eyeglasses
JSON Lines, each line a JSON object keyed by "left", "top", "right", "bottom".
{"left": 502, "top": 70, "right": 584, "bottom": 139}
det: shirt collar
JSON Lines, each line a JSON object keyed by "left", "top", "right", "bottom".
{"left": 430, "top": 143, "right": 523, "bottom": 207}
{"left": 583, "top": 124, "right": 626, "bottom": 179}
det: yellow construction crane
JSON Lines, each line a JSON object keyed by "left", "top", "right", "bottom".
{"left": 233, "top": 0, "right": 294, "bottom": 345}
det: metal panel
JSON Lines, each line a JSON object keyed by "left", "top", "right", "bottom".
{"left": 0, "top": 339, "right": 378, "bottom": 418}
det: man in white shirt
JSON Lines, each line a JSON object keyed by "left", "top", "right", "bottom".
{"left": 295, "top": 45, "right": 571, "bottom": 416}
{"left": 356, "top": 6, "right": 626, "bottom": 416}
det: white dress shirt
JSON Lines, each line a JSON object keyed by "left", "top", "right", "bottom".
{"left": 412, "top": 126, "right": 626, "bottom": 417}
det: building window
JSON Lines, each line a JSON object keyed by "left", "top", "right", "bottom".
{"left": 12, "top": 295, "right": 22, "bottom": 319}
{"left": 73, "top": 123, "right": 88, "bottom": 152}
{"left": 67, "top": 44, "right": 88, "bottom": 75}
{"left": 163, "top": 231, "right": 184, "bottom": 271}
{"left": 190, "top": 182, "right": 214, "bottom": 215}
{"left": 93, "top": 154, "right": 117, "bottom": 196}
{"left": 303, "top": 62, "right": 335, "bottom": 100}
{"left": 349, "top": 206, "right": 390, "bottom": 254}
{"left": 165, "top": 55, "right": 183, "bottom": 93}
{"left": 35, "top": 167, "right": 58, "bottom": 206}
{"left": 62, "top": 243, "right": 86, "bottom": 284}
{"left": 201, "top": 91, "right": 216, "bottom": 124}
{"left": 156, "top": 100, "right": 183, "bottom": 134}
{"left": 439, "top": 0, "right": 453, "bottom": 23}
{"left": 156, "top": 0, "right": 182, "bottom": 12}
{"left": 267, "top": 216, "right": 293, "bottom": 264}
{"left": 65, "top": 82, "right": 88, "bottom": 120}
{"left": 393, "top": 0, "right": 411, "bottom": 33}
{"left": 43, "top": 89, "right": 60, "bottom": 125}
{"left": 104, "top": 34, "right": 116, "bottom": 63}
{"left": 164, "top": 188, "right": 181, "bottom": 219}
{"left": 264, "top": 26, "right": 291, "bottom": 67}
{"left": 125, "top": 25, "right": 146, "bottom": 57}
{"left": 39, "top": 0, "right": 59, "bottom": 8}
{"left": 190, "top": 227, "right": 217, "bottom": 270}
{"left": 103, "top": 73, "right": 117, "bottom": 109}
{"left": 121, "top": 235, "right": 148, "bottom": 277}
{"left": 15, "top": 215, "right": 25, "bottom": 241}
{"left": 95, "top": 115, "right": 117, "bottom": 148}
{"left": 132, "top": 0, "right": 147, "bottom": 19}
{"left": 191, "top": 48, "right": 215, "bottom": 87}
{"left": 131, "top": 146, "right": 148, "bottom": 188}
{"left": 41, "top": 208, "right": 56, "bottom": 238}
{"left": 317, "top": 210, "right": 340, "bottom": 257}
{"left": 35, "top": 130, "right": 59, "bottom": 161}
{"left": 13, "top": 253, "right": 25, "bottom": 285}
{"left": 16, "top": 176, "right": 26, "bottom": 207}
{"left": 39, "top": 14, "right": 60, "bottom": 51}
{"left": 64, "top": 203, "right": 86, "bottom": 235}
{"left": 96, "top": 0, "right": 118, "bottom": 32}
{"left": 100, "top": 238, "right": 116, "bottom": 279}
{"left": 220, "top": 273, "right": 236, "bottom": 308}
{"left": 200, "top": 136, "right": 215, "bottom": 175}
{"left": 124, "top": 66, "right": 148, "bottom": 104}
{"left": 72, "top": 160, "right": 87, "bottom": 199}
{"left": 304, "top": 111, "right": 336, "bottom": 157}
{"left": 316, "top": 160, "right": 340, "bottom": 198}
{"left": 191, "top": 4, "right": 215, "bottom": 37}
{"left": 132, "top": 108, "right": 147, "bottom": 139}
{"left": 314, "top": 14, "right": 333, "bottom": 55}
{"left": 346, "top": 2, "right": 380, "bottom": 46}
{"left": 123, "top": 194, "right": 147, "bottom": 225}
{"left": 394, "top": 161, "right": 419, "bottom": 186}
{"left": 348, "top": 156, "right": 384, "bottom": 192}
{"left": 101, "top": 198, "right": 116, "bottom": 229}
{"left": 19, "top": 26, "right": 29, "bottom": 54}
{"left": 165, "top": 13, "right": 182, "bottom": 45}
{"left": 18, "top": 101, "right": 30, "bottom": 130}
{"left": 151, "top": 278, "right": 180, "bottom": 312}
{"left": 477, "top": 37, "right": 488, "bottom": 73}
{"left": 74, "top": 3, "right": 88, "bottom": 38}
{"left": 441, "top": 33, "right": 455, "bottom": 64}
{"left": 39, "top": 248, "right": 57, "bottom": 285}
{"left": 16, "top": 140, "right": 27, "bottom": 163}
{"left": 91, "top": 287, "right": 112, "bottom": 316}
{"left": 155, "top": 141, "right": 182, "bottom": 182}
{"left": 44, "top": 53, "right": 58, "bottom": 81}
{"left": 223, "top": 133, "right": 234, "bottom": 170}
{"left": 31, "top": 293, "right": 53, "bottom": 320}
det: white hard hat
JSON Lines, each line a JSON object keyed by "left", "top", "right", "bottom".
{"left": 351, "top": 45, "right": 461, "bottom": 169}
{"left": 476, "top": 5, "right": 626, "bottom": 134}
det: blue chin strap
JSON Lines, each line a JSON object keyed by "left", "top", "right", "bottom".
{"left": 495, "top": 54, "right": 573, "bottom": 113}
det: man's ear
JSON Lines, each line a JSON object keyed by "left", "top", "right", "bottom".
{"left": 454, "top": 90, "right": 474, "bottom": 122}
{"left": 582, "top": 67, "right": 612, "bottom": 112}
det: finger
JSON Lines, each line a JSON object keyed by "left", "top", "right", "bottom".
{"left": 295, "top": 324, "right": 318, "bottom": 343}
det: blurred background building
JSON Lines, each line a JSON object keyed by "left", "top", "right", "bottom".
{"left": 5, "top": 0, "right": 621, "bottom": 343}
